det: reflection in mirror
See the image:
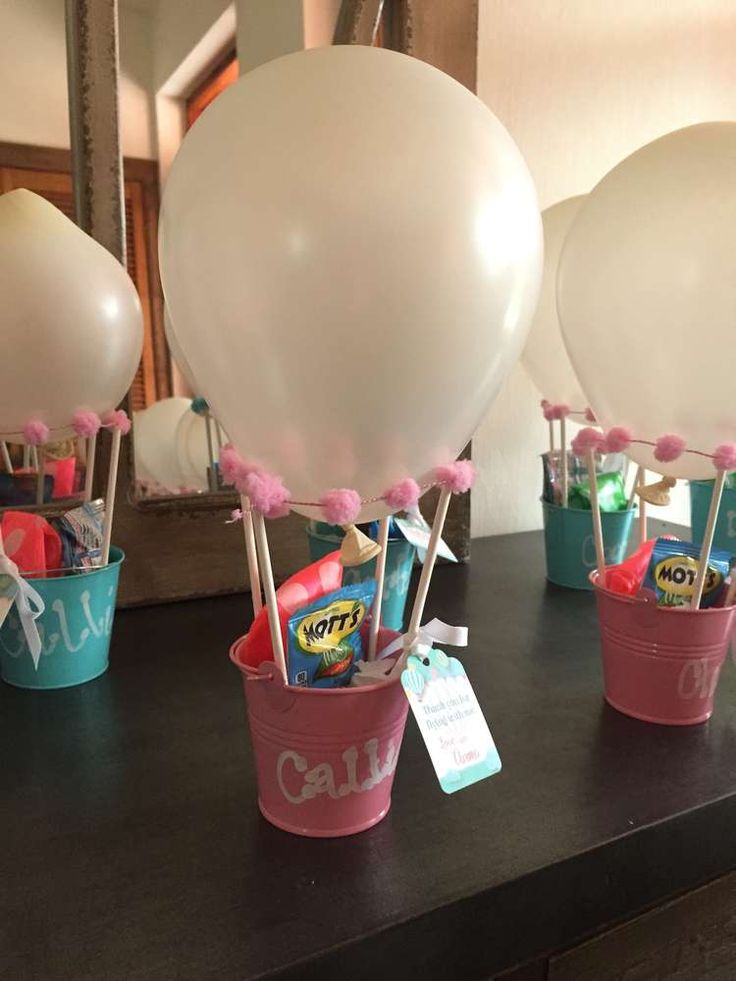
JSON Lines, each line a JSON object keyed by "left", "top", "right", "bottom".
{"left": 0, "top": 438, "right": 90, "bottom": 510}
{"left": 131, "top": 47, "right": 240, "bottom": 501}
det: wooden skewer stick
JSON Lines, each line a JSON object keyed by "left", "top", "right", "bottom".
{"left": 405, "top": 488, "right": 452, "bottom": 648}
{"left": 35, "top": 449, "right": 45, "bottom": 506}
{"left": 586, "top": 449, "right": 606, "bottom": 586}
{"left": 84, "top": 433, "right": 97, "bottom": 502}
{"left": 100, "top": 428, "right": 121, "bottom": 565}
{"left": 239, "top": 494, "right": 263, "bottom": 618}
{"left": 22, "top": 445, "right": 30, "bottom": 470}
{"left": 691, "top": 469, "right": 727, "bottom": 610}
{"left": 1, "top": 442, "right": 13, "bottom": 474}
{"left": 204, "top": 411, "right": 217, "bottom": 492}
{"left": 367, "top": 516, "right": 390, "bottom": 661}
{"left": 252, "top": 511, "right": 288, "bottom": 684}
{"left": 560, "top": 416, "right": 569, "bottom": 508}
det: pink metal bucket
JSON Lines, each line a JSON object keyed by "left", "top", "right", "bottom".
{"left": 230, "top": 630, "right": 409, "bottom": 837}
{"left": 591, "top": 572, "right": 735, "bottom": 725}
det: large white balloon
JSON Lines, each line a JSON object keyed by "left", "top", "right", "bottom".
{"left": 0, "top": 190, "right": 143, "bottom": 437}
{"left": 558, "top": 123, "right": 736, "bottom": 480}
{"left": 522, "top": 196, "right": 588, "bottom": 409}
{"left": 160, "top": 45, "right": 542, "bottom": 520}
{"left": 164, "top": 307, "right": 199, "bottom": 395}
{"left": 134, "top": 397, "right": 193, "bottom": 492}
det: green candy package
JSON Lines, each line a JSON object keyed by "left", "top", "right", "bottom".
{"left": 567, "top": 471, "right": 628, "bottom": 511}
{"left": 287, "top": 580, "right": 376, "bottom": 688}
{"left": 643, "top": 537, "right": 731, "bottom": 608}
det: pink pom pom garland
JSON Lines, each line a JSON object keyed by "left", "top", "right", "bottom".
{"left": 384, "top": 477, "right": 420, "bottom": 510}
{"left": 23, "top": 419, "right": 49, "bottom": 446}
{"left": 713, "top": 443, "right": 736, "bottom": 472}
{"left": 218, "top": 445, "right": 477, "bottom": 522}
{"left": 571, "top": 427, "right": 606, "bottom": 457}
{"left": 102, "top": 409, "right": 131, "bottom": 435}
{"left": 320, "top": 488, "right": 362, "bottom": 525}
{"left": 653, "top": 433, "right": 686, "bottom": 463}
{"left": 72, "top": 410, "right": 101, "bottom": 438}
{"left": 243, "top": 470, "right": 291, "bottom": 519}
{"left": 435, "top": 460, "right": 476, "bottom": 494}
{"left": 603, "top": 426, "right": 632, "bottom": 453}
{"left": 539, "top": 401, "right": 736, "bottom": 475}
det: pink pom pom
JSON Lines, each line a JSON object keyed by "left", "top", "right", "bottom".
{"left": 243, "top": 470, "right": 291, "bottom": 519}
{"left": 23, "top": 419, "right": 49, "bottom": 446}
{"left": 72, "top": 410, "right": 101, "bottom": 438}
{"left": 585, "top": 407, "right": 597, "bottom": 423}
{"left": 219, "top": 444, "right": 243, "bottom": 485}
{"left": 653, "top": 433, "right": 686, "bottom": 463}
{"left": 541, "top": 400, "right": 555, "bottom": 422}
{"left": 383, "top": 477, "right": 420, "bottom": 510}
{"left": 571, "top": 427, "right": 606, "bottom": 457}
{"left": 603, "top": 426, "right": 632, "bottom": 453}
{"left": 102, "top": 409, "right": 131, "bottom": 435}
{"left": 435, "top": 460, "right": 476, "bottom": 494}
{"left": 320, "top": 488, "right": 362, "bottom": 525}
{"left": 712, "top": 443, "right": 736, "bottom": 472}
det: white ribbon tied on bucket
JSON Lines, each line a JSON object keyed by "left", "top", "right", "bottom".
{"left": 0, "top": 555, "right": 45, "bottom": 668}
{"left": 380, "top": 617, "right": 469, "bottom": 666}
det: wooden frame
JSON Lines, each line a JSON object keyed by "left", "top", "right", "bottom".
{"left": 61, "top": 0, "right": 478, "bottom": 606}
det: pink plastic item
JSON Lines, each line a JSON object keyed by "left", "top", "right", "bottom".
{"left": 230, "top": 626, "right": 409, "bottom": 837}
{"left": 591, "top": 572, "right": 735, "bottom": 725}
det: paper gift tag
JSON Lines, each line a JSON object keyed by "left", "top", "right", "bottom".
{"left": 0, "top": 573, "right": 19, "bottom": 629}
{"left": 401, "top": 648, "right": 501, "bottom": 794}
{"left": 394, "top": 510, "right": 457, "bottom": 563}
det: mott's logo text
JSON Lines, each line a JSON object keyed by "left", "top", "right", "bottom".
{"left": 296, "top": 600, "right": 366, "bottom": 653}
{"left": 654, "top": 556, "right": 722, "bottom": 597}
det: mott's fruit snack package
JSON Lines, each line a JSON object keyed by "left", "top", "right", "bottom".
{"left": 643, "top": 537, "right": 731, "bottom": 608}
{"left": 287, "top": 580, "right": 376, "bottom": 688}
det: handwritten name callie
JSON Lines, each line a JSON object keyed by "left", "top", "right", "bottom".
{"left": 277, "top": 737, "right": 398, "bottom": 804}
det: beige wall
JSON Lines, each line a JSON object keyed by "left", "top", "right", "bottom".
{"left": 472, "top": 0, "right": 736, "bottom": 536}
{"left": 0, "top": 0, "right": 156, "bottom": 158}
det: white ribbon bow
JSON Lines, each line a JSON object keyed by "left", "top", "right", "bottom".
{"left": 0, "top": 555, "right": 45, "bottom": 669}
{"left": 379, "top": 617, "right": 468, "bottom": 663}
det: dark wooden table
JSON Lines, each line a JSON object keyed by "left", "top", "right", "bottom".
{"left": 3, "top": 532, "right": 736, "bottom": 981}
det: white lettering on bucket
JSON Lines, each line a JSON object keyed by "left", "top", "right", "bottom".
{"left": 677, "top": 660, "right": 721, "bottom": 701}
{"left": 276, "top": 738, "right": 399, "bottom": 805}
{"left": 581, "top": 535, "right": 624, "bottom": 570}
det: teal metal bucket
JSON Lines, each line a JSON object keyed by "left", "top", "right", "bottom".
{"left": 306, "top": 528, "right": 415, "bottom": 631}
{"left": 542, "top": 501, "right": 635, "bottom": 590}
{"left": 690, "top": 480, "right": 736, "bottom": 552}
{"left": 0, "top": 547, "right": 124, "bottom": 690}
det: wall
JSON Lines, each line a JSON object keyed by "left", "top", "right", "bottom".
{"left": 472, "top": 0, "right": 736, "bottom": 536}
{"left": 0, "top": 0, "right": 155, "bottom": 158}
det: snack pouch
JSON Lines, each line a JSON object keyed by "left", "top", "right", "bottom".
{"left": 567, "top": 472, "right": 627, "bottom": 511}
{"left": 644, "top": 537, "right": 730, "bottom": 608}
{"left": 288, "top": 580, "right": 376, "bottom": 688}
{"left": 51, "top": 499, "right": 105, "bottom": 570}
{"left": 242, "top": 551, "right": 344, "bottom": 668}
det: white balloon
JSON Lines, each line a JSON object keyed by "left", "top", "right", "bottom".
{"left": 133, "top": 397, "right": 192, "bottom": 492}
{"left": 558, "top": 123, "right": 736, "bottom": 480}
{"left": 0, "top": 190, "right": 143, "bottom": 437}
{"left": 522, "top": 196, "right": 588, "bottom": 409}
{"left": 164, "top": 307, "right": 200, "bottom": 395}
{"left": 174, "top": 407, "right": 211, "bottom": 492}
{"left": 160, "top": 45, "right": 542, "bottom": 520}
